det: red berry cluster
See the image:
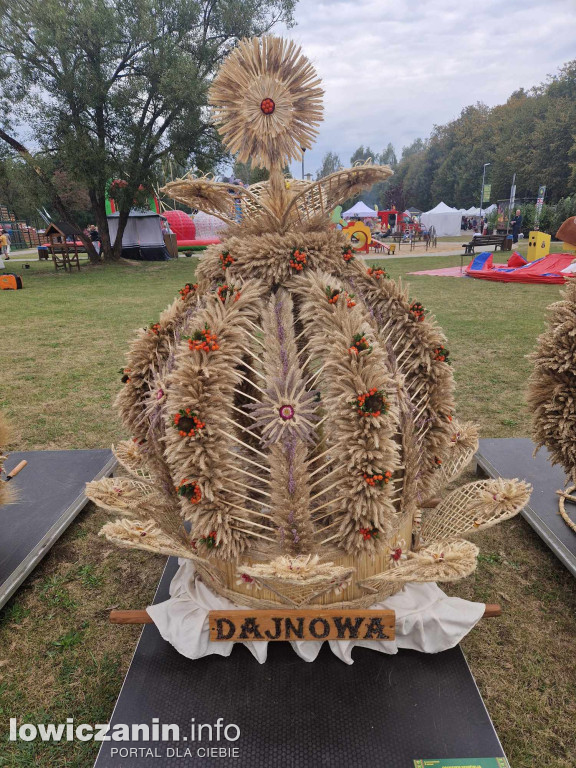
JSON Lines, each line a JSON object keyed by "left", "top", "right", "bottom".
{"left": 390, "top": 547, "right": 403, "bottom": 561}
{"left": 434, "top": 456, "right": 443, "bottom": 468}
{"left": 219, "top": 251, "right": 234, "bottom": 270}
{"left": 179, "top": 283, "right": 198, "bottom": 300}
{"left": 342, "top": 246, "right": 355, "bottom": 263}
{"left": 148, "top": 323, "right": 161, "bottom": 336}
{"left": 359, "top": 527, "right": 379, "bottom": 540}
{"left": 410, "top": 301, "right": 426, "bottom": 322}
{"left": 289, "top": 249, "right": 307, "bottom": 272}
{"left": 349, "top": 333, "right": 372, "bottom": 355}
{"left": 363, "top": 471, "right": 392, "bottom": 487}
{"left": 217, "top": 284, "right": 240, "bottom": 303}
{"left": 433, "top": 346, "right": 451, "bottom": 364}
{"left": 367, "top": 267, "right": 388, "bottom": 279}
{"left": 260, "top": 98, "right": 275, "bottom": 115}
{"left": 325, "top": 286, "right": 340, "bottom": 304}
{"left": 176, "top": 479, "right": 202, "bottom": 504}
{"left": 172, "top": 408, "right": 205, "bottom": 438}
{"left": 355, "top": 388, "right": 389, "bottom": 418}
{"left": 120, "top": 367, "right": 131, "bottom": 383}
{"left": 199, "top": 531, "right": 219, "bottom": 549}
{"left": 187, "top": 325, "right": 219, "bottom": 352}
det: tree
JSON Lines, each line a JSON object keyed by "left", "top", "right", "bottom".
{"left": 233, "top": 160, "right": 270, "bottom": 185}
{"left": 350, "top": 145, "right": 376, "bottom": 165}
{"left": 0, "top": 0, "right": 296, "bottom": 261}
{"left": 378, "top": 143, "right": 397, "bottom": 169}
{"left": 315, "top": 151, "right": 341, "bottom": 179}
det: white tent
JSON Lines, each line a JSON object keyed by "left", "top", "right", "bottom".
{"left": 342, "top": 201, "right": 379, "bottom": 218}
{"left": 420, "top": 202, "right": 462, "bottom": 236}
{"left": 108, "top": 211, "right": 170, "bottom": 260}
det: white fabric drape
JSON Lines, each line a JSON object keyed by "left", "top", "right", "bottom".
{"left": 147, "top": 560, "right": 485, "bottom": 665}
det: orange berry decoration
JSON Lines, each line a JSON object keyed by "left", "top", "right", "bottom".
{"left": 363, "top": 471, "right": 392, "bottom": 487}
{"left": 433, "top": 345, "right": 451, "bottom": 364}
{"left": 349, "top": 333, "right": 372, "bottom": 355}
{"left": 342, "top": 246, "right": 355, "bottom": 263}
{"left": 359, "top": 527, "right": 379, "bottom": 540}
{"left": 176, "top": 479, "right": 202, "bottom": 504}
{"left": 367, "top": 267, "right": 388, "bottom": 280}
{"left": 217, "top": 284, "right": 241, "bottom": 303}
{"left": 187, "top": 324, "right": 220, "bottom": 353}
{"left": 147, "top": 322, "right": 161, "bottom": 336}
{"left": 410, "top": 301, "right": 426, "bottom": 322}
{"left": 289, "top": 248, "right": 307, "bottom": 272}
{"left": 354, "top": 388, "right": 389, "bottom": 417}
{"left": 179, "top": 282, "right": 198, "bottom": 300}
{"left": 219, "top": 250, "right": 234, "bottom": 270}
{"left": 172, "top": 408, "right": 205, "bottom": 438}
{"left": 260, "top": 98, "right": 275, "bottom": 115}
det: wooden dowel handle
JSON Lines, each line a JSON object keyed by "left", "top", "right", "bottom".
{"left": 110, "top": 609, "right": 153, "bottom": 624}
{"left": 109, "top": 604, "right": 503, "bottom": 625}
{"left": 6, "top": 460, "right": 27, "bottom": 480}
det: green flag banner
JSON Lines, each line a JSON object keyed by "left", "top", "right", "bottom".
{"left": 482, "top": 184, "right": 491, "bottom": 203}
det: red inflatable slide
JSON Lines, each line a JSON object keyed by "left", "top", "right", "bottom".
{"left": 465, "top": 251, "right": 576, "bottom": 284}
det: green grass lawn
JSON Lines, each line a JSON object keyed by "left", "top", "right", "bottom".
{"left": 1, "top": 254, "right": 575, "bottom": 767}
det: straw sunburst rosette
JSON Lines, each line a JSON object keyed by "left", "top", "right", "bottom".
{"left": 89, "top": 36, "right": 531, "bottom": 610}
{"left": 209, "top": 36, "right": 324, "bottom": 170}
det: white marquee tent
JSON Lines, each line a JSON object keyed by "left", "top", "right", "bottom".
{"left": 420, "top": 202, "right": 462, "bottom": 237}
{"left": 342, "top": 201, "right": 379, "bottom": 219}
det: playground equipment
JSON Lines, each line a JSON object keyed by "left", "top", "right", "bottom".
{"left": 466, "top": 250, "right": 575, "bottom": 284}
{"left": 162, "top": 210, "right": 221, "bottom": 252}
{"left": 526, "top": 231, "right": 551, "bottom": 262}
{"left": 341, "top": 220, "right": 371, "bottom": 253}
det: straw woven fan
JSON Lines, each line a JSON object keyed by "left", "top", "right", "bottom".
{"left": 88, "top": 35, "right": 530, "bottom": 609}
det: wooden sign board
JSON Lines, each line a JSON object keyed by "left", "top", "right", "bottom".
{"left": 209, "top": 609, "right": 395, "bottom": 643}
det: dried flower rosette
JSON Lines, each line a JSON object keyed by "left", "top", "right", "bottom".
{"left": 209, "top": 36, "right": 323, "bottom": 169}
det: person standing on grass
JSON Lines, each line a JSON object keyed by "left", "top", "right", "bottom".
{"left": 0, "top": 230, "right": 9, "bottom": 260}
{"left": 510, "top": 209, "right": 523, "bottom": 244}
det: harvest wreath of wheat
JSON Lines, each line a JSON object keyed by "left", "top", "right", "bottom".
{"left": 86, "top": 35, "right": 531, "bottom": 613}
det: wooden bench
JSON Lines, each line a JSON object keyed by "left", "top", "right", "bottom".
{"left": 462, "top": 234, "right": 508, "bottom": 256}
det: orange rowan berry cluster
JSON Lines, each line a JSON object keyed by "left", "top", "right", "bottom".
{"left": 217, "top": 284, "right": 240, "bottom": 303}
{"left": 199, "top": 531, "right": 219, "bottom": 549}
{"left": 410, "top": 301, "right": 426, "bottom": 321}
{"left": 289, "top": 248, "right": 307, "bottom": 271}
{"left": 148, "top": 323, "right": 161, "bottom": 335}
{"left": 342, "top": 246, "right": 355, "bottom": 262}
{"left": 355, "top": 388, "right": 389, "bottom": 417}
{"left": 219, "top": 251, "right": 234, "bottom": 270}
{"left": 172, "top": 408, "right": 205, "bottom": 438}
{"left": 176, "top": 479, "right": 202, "bottom": 504}
{"left": 367, "top": 267, "right": 388, "bottom": 279}
{"left": 359, "top": 527, "right": 379, "bottom": 540}
{"left": 120, "top": 367, "right": 131, "bottom": 383}
{"left": 187, "top": 325, "right": 219, "bottom": 352}
{"left": 433, "top": 345, "right": 451, "bottom": 364}
{"left": 363, "top": 470, "right": 392, "bottom": 487}
{"left": 346, "top": 295, "right": 356, "bottom": 308}
{"left": 349, "top": 333, "right": 372, "bottom": 355}
{"left": 179, "top": 282, "right": 198, "bottom": 300}
{"left": 325, "top": 286, "right": 340, "bottom": 304}
{"left": 260, "top": 98, "right": 275, "bottom": 114}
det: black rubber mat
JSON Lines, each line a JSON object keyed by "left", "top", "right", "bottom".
{"left": 0, "top": 449, "right": 116, "bottom": 608}
{"left": 477, "top": 438, "right": 576, "bottom": 577}
{"left": 95, "top": 558, "right": 506, "bottom": 767}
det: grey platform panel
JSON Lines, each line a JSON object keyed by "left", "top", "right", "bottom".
{"left": 95, "top": 558, "right": 506, "bottom": 768}
{"left": 0, "top": 449, "right": 116, "bottom": 609}
{"left": 477, "top": 438, "right": 576, "bottom": 578}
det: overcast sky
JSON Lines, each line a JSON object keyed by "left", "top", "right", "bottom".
{"left": 278, "top": 0, "right": 574, "bottom": 178}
